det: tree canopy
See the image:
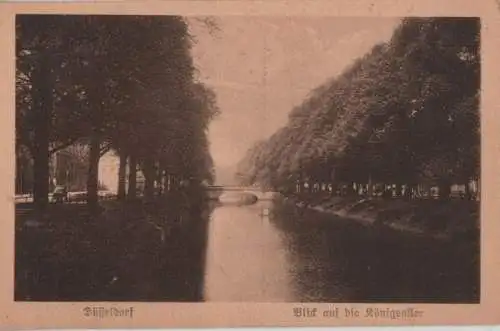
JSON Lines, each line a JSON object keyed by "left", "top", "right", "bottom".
{"left": 16, "top": 15, "right": 219, "bottom": 210}
{"left": 236, "top": 17, "right": 480, "bottom": 198}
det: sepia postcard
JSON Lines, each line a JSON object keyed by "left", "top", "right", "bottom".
{"left": 1, "top": 0, "right": 500, "bottom": 328}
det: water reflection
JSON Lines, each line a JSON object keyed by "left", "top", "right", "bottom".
{"left": 203, "top": 201, "right": 293, "bottom": 302}
{"left": 203, "top": 198, "right": 479, "bottom": 303}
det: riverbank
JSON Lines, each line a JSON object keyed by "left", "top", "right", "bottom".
{"left": 284, "top": 195, "right": 479, "bottom": 241}
{"left": 15, "top": 197, "right": 211, "bottom": 301}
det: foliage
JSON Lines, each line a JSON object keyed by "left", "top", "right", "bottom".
{"left": 16, "top": 15, "right": 219, "bottom": 205}
{"left": 236, "top": 17, "right": 480, "bottom": 195}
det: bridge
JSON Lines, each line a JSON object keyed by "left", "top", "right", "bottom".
{"left": 204, "top": 185, "right": 275, "bottom": 201}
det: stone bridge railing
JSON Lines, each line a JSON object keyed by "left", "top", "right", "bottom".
{"left": 204, "top": 186, "right": 272, "bottom": 200}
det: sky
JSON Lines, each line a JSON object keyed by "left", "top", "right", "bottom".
{"left": 188, "top": 16, "right": 402, "bottom": 172}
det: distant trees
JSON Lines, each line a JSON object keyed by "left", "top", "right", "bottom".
{"left": 16, "top": 15, "right": 218, "bottom": 213}
{"left": 236, "top": 17, "right": 480, "bottom": 200}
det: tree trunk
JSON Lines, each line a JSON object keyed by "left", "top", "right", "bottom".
{"left": 128, "top": 154, "right": 137, "bottom": 199}
{"left": 367, "top": 174, "right": 374, "bottom": 198}
{"left": 438, "top": 179, "right": 451, "bottom": 200}
{"left": 172, "top": 175, "right": 178, "bottom": 191}
{"left": 161, "top": 173, "right": 165, "bottom": 195}
{"left": 15, "top": 154, "right": 22, "bottom": 195}
{"left": 86, "top": 132, "right": 100, "bottom": 210}
{"left": 32, "top": 55, "right": 52, "bottom": 215}
{"left": 163, "top": 171, "right": 167, "bottom": 193}
{"left": 404, "top": 183, "right": 414, "bottom": 200}
{"left": 425, "top": 184, "right": 432, "bottom": 199}
{"left": 382, "top": 184, "right": 392, "bottom": 199}
{"left": 33, "top": 146, "right": 50, "bottom": 214}
{"left": 394, "top": 183, "right": 403, "bottom": 198}
{"left": 143, "top": 156, "right": 155, "bottom": 201}
{"left": 347, "top": 182, "right": 356, "bottom": 196}
{"left": 117, "top": 149, "right": 127, "bottom": 200}
{"left": 464, "top": 179, "right": 472, "bottom": 200}
{"left": 165, "top": 173, "right": 170, "bottom": 192}
{"left": 157, "top": 168, "right": 164, "bottom": 196}
{"left": 475, "top": 176, "right": 480, "bottom": 201}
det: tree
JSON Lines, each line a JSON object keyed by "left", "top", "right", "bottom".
{"left": 16, "top": 15, "right": 86, "bottom": 213}
{"left": 236, "top": 17, "right": 480, "bottom": 201}
{"left": 16, "top": 15, "right": 220, "bottom": 213}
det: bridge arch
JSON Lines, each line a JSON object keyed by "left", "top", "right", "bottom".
{"left": 205, "top": 185, "right": 268, "bottom": 200}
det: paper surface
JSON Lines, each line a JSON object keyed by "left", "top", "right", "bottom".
{"left": 1, "top": 0, "right": 499, "bottom": 328}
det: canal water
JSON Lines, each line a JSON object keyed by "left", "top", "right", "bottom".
{"left": 14, "top": 194, "right": 479, "bottom": 302}
{"left": 202, "top": 198, "right": 479, "bottom": 303}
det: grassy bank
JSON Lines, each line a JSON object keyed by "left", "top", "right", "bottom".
{"left": 15, "top": 196, "right": 212, "bottom": 301}
{"left": 285, "top": 195, "right": 479, "bottom": 241}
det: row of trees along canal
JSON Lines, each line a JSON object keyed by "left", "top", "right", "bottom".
{"left": 16, "top": 15, "right": 219, "bottom": 213}
{"left": 236, "top": 17, "right": 480, "bottom": 201}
